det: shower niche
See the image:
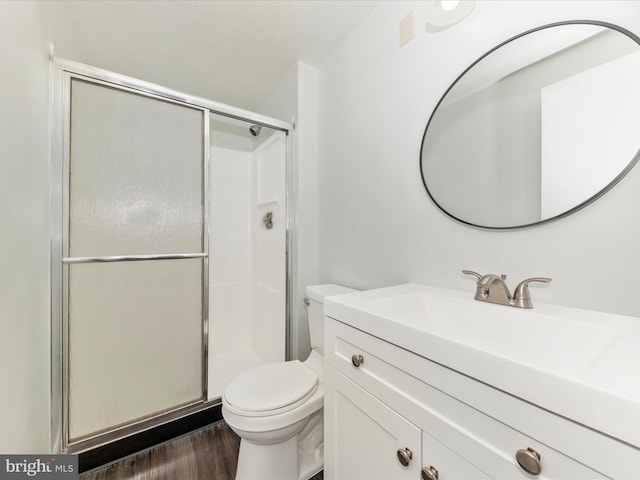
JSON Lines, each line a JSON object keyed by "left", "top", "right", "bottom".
{"left": 207, "top": 114, "right": 287, "bottom": 399}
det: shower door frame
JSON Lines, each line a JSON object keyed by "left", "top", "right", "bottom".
{"left": 50, "top": 58, "right": 295, "bottom": 453}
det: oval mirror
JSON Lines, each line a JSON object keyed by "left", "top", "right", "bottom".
{"left": 420, "top": 21, "right": 640, "bottom": 229}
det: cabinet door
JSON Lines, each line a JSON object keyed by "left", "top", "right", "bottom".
{"left": 325, "top": 366, "right": 421, "bottom": 479}
{"left": 422, "top": 431, "right": 491, "bottom": 480}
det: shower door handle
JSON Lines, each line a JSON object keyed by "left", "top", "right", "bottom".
{"left": 263, "top": 212, "right": 273, "bottom": 230}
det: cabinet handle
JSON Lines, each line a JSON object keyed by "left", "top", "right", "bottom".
{"left": 516, "top": 447, "right": 542, "bottom": 475}
{"left": 396, "top": 447, "right": 412, "bottom": 467}
{"left": 351, "top": 354, "right": 364, "bottom": 368}
{"left": 421, "top": 466, "right": 439, "bottom": 480}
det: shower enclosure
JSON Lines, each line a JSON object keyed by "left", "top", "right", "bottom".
{"left": 50, "top": 59, "right": 293, "bottom": 453}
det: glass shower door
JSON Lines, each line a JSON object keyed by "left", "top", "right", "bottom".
{"left": 64, "top": 78, "right": 207, "bottom": 447}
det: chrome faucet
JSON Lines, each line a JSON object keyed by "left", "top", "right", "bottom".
{"left": 462, "top": 270, "right": 551, "bottom": 309}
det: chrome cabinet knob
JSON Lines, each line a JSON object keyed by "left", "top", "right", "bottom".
{"left": 421, "top": 466, "right": 439, "bottom": 480}
{"left": 396, "top": 447, "right": 413, "bottom": 467}
{"left": 516, "top": 447, "right": 542, "bottom": 475}
{"left": 351, "top": 354, "right": 364, "bottom": 368}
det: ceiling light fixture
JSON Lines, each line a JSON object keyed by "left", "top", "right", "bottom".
{"left": 426, "top": 0, "right": 475, "bottom": 30}
{"left": 440, "top": 0, "right": 460, "bottom": 12}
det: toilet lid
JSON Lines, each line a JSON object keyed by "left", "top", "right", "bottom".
{"left": 223, "top": 361, "right": 318, "bottom": 416}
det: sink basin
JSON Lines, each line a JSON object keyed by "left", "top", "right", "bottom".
{"left": 323, "top": 283, "right": 640, "bottom": 450}
{"left": 369, "top": 290, "right": 618, "bottom": 367}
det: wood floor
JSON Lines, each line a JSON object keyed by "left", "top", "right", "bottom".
{"left": 80, "top": 421, "right": 323, "bottom": 480}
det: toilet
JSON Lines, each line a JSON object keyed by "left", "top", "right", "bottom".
{"left": 222, "top": 284, "right": 355, "bottom": 480}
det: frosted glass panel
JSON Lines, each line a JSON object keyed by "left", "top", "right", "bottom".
{"left": 69, "top": 79, "right": 204, "bottom": 257}
{"left": 68, "top": 259, "right": 203, "bottom": 440}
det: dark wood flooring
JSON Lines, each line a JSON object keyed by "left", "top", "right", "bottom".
{"left": 79, "top": 421, "right": 323, "bottom": 480}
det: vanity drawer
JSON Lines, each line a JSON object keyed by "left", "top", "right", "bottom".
{"left": 325, "top": 317, "right": 613, "bottom": 479}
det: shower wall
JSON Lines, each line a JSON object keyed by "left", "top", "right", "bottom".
{"left": 252, "top": 134, "right": 286, "bottom": 363}
{"left": 208, "top": 145, "right": 256, "bottom": 397}
{"left": 207, "top": 122, "right": 286, "bottom": 400}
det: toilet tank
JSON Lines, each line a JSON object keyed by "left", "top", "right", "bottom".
{"left": 305, "top": 284, "right": 357, "bottom": 354}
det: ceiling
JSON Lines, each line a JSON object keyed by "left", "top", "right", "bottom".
{"left": 43, "top": 0, "right": 380, "bottom": 111}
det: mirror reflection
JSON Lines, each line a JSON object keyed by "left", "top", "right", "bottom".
{"left": 420, "top": 22, "right": 640, "bottom": 228}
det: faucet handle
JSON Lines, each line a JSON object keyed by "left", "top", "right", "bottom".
{"left": 462, "top": 270, "right": 482, "bottom": 280}
{"left": 462, "top": 270, "right": 507, "bottom": 280}
{"left": 513, "top": 277, "right": 552, "bottom": 309}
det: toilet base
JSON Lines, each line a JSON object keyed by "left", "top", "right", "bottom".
{"left": 236, "top": 435, "right": 299, "bottom": 480}
{"left": 298, "top": 445, "right": 323, "bottom": 480}
{"left": 234, "top": 414, "right": 324, "bottom": 480}
{"left": 298, "top": 410, "right": 323, "bottom": 479}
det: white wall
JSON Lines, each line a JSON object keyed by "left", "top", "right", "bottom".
{"left": 0, "top": 1, "right": 50, "bottom": 452}
{"left": 318, "top": 0, "right": 640, "bottom": 317}
{"left": 259, "top": 61, "right": 320, "bottom": 360}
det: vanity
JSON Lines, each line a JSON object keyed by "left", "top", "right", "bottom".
{"left": 323, "top": 284, "right": 640, "bottom": 479}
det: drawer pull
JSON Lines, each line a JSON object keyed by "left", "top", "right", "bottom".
{"left": 421, "top": 466, "right": 439, "bottom": 480}
{"left": 396, "top": 447, "right": 412, "bottom": 467}
{"left": 516, "top": 447, "right": 542, "bottom": 475}
{"left": 351, "top": 354, "right": 364, "bottom": 367}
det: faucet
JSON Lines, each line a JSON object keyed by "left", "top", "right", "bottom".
{"left": 462, "top": 270, "right": 551, "bottom": 309}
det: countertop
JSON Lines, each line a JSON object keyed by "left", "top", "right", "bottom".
{"left": 324, "top": 283, "right": 640, "bottom": 449}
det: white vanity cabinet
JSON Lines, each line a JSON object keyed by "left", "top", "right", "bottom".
{"left": 325, "top": 368, "right": 489, "bottom": 480}
{"left": 325, "top": 369, "right": 421, "bottom": 479}
{"left": 324, "top": 316, "right": 638, "bottom": 479}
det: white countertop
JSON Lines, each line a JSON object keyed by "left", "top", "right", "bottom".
{"left": 324, "top": 283, "right": 640, "bottom": 449}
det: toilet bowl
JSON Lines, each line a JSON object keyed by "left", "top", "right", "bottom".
{"left": 222, "top": 284, "right": 355, "bottom": 480}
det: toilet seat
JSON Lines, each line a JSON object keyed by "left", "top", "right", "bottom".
{"left": 223, "top": 361, "right": 318, "bottom": 417}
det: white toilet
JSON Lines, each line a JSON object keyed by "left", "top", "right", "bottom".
{"left": 222, "top": 284, "right": 355, "bottom": 480}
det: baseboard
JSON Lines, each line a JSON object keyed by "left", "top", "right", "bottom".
{"left": 78, "top": 403, "right": 223, "bottom": 473}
